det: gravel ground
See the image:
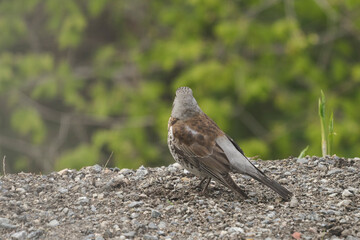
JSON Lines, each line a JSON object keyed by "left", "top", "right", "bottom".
{"left": 0, "top": 156, "right": 359, "bottom": 240}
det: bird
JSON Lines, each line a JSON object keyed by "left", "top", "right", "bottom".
{"left": 167, "top": 86, "right": 293, "bottom": 200}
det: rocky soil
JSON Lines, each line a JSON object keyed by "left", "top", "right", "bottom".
{"left": 0, "top": 156, "right": 359, "bottom": 240}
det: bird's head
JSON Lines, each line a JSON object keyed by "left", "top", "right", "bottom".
{"left": 171, "top": 87, "right": 202, "bottom": 119}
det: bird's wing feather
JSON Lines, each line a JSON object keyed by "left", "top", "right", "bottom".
{"left": 170, "top": 117, "right": 231, "bottom": 174}
{"left": 217, "top": 135, "right": 293, "bottom": 200}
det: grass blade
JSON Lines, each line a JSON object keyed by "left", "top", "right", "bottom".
{"left": 298, "top": 145, "right": 309, "bottom": 159}
{"left": 319, "top": 90, "right": 327, "bottom": 157}
{"left": 328, "top": 112, "right": 334, "bottom": 156}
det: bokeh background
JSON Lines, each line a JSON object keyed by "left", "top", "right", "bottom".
{"left": 1, "top": 0, "right": 359, "bottom": 173}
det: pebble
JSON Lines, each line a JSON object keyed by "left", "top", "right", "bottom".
{"left": 317, "top": 164, "right": 327, "bottom": 171}
{"left": 91, "top": 205, "right": 97, "bottom": 212}
{"left": 128, "top": 201, "right": 143, "bottom": 208}
{"left": 342, "top": 189, "right": 354, "bottom": 197}
{"left": 47, "top": 220, "right": 59, "bottom": 227}
{"left": 10, "top": 231, "right": 27, "bottom": 240}
{"left": 148, "top": 222, "right": 158, "bottom": 229}
{"left": 0, "top": 217, "right": 17, "bottom": 229}
{"left": 123, "top": 231, "right": 136, "bottom": 237}
{"left": 228, "top": 227, "right": 244, "bottom": 233}
{"left": 290, "top": 197, "right": 299, "bottom": 208}
{"left": 297, "top": 158, "right": 309, "bottom": 164}
{"left": 338, "top": 200, "right": 352, "bottom": 207}
{"left": 136, "top": 166, "right": 149, "bottom": 179}
{"left": 143, "top": 234, "right": 158, "bottom": 240}
{"left": 119, "top": 168, "right": 133, "bottom": 175}
{"left": 327, "top": 168, "right": 343, "bottom": 175}
{"left": 92, "top": 164, "right": 103, "bottom": 173}
{"left": 220, "top": 230, "right": 228, "bottom": 237}
{"left": 77, "top": 196, "right": 89, "bottom": 204}
{"left": 105, "top": 175, "right": 127, "bottom": 189}
{"left": 58, "top": 168, "right": 70, "bottom": 175}
{"left": 16, "top": 188, "right": 26, "bottom": 194}
{"left": 151, "top": 209, "right": 161, "bottom": 218}
{"left": 158, "top": 221, "right": 167, "bottom": 230}
{"left": 27, "top": 229, "right": 44, "bottom": 238}
{"left": 57, "top": 187, "right": 68, "bottom": 194}
{"left": 94, "top": 234, "right": 104, "bottom": 240}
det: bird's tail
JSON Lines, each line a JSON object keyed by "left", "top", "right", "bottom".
{"left": 220, "top": 173, "right": 248, "bottom": 199}
{"left": 249, "top": 169, "right": 292, "bottom": 200}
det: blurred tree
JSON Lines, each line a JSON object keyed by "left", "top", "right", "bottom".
{"left": 0, "top": 0, "right": 360, "bottom": 173}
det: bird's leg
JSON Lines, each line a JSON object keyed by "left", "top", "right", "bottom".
{"left": 201, "top": 178, "right": 211, "bottom": 194}
{"left": 194, "top": 177, "right": 208, "bottom": 190}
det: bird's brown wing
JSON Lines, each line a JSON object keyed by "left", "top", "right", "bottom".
{"left": 170, "top": 115, "right": 230, "bottom": 173}
{"left": 170, "top": 117, "right": 247, "bottom": 197}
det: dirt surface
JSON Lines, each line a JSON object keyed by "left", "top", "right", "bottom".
{"left": 0, "top": 156, "right": 359, "bottom": 240}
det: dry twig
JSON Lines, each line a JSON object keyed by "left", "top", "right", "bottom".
{"left": 104, "top": 152, "right": 114, "bottom": 169}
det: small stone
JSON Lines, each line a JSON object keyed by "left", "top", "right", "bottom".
{"left": 47, "top": 220, "right": 59, "bottom": 227}
{"left": 128, "top": 201, "right": 143, "bottom": 208}
{"left": 228, "top": 227, "right": 244, "bottom": 234}
{"left": 28, "top": 229, "right": 44, "bottom": 239}
{"left": 341, "top": 229, "right": 351, "bottom": 237}
{"left": 16, "top": 188, "right": 26, "bottom": 194}
{"left": 58, "top": 187, "right": 68, "bottom": 194}
{"left": 58, "top": 168, "right": 70, "bottom": 175}
{"left": 94, "top": 233, "right": 104, "bottom": 240}
{"left": 327, "top": 168, "right": 343, "bottom": 176}
{"left": 338, "top": 200, "right": 352, "bottom": 207}
{"left": 292, "top": 232, "right": 301, "bottom": 239}
{"left": 345, "top": 236, "right": 359, "bottom": 240}
{"left": 158, "top": 221, "right": 166, "bottom": 229}
{"left": 342, "top": 189, "right": 354, "bottom": 197}
{"left": 220, "top": 230, "right": 228, "bottom": 237}
{"left": 92, "top": 164, "right": 102, "bottom": 173}
{"left": 113, "top": 224, "right": 120, "bottom": 231}
{"left": 105, "top": 175, "right": 127, "bottom": 189}
{"left": 290, "top": 197, "right": 299, "bottom": 208}
{"left": 77, "top": 196, "right": 89, "bottom": 204}
{"left": 11, "top": 231, "right": 27, "bottom": 240}
{"left": 100, "top": 221, "right": 108, "bottom": 229}
{"left": 297, "top": 158, "right": 309, "bottom": 164}
{"left": 329, "top": 226, "right": 343, "bottom": 236}
{"left": 148, "top": 222, "right": 158, "bottom": 229}
{"left": 123, "top": 231, "right": 136, "bottom": 237}
{"left": 267, "top": 211, "right": 276, "bottom": 218}
{"left": 317, "top": 164, "right": 327, "bottom": 171}
{"left": 109, "top": 167, "right": 120, "bottom": 172}
{"left": 0, "top": 217, "right": 17, "bottom": 229}
{"left": 91, "top": 205, "right": 97, "bottom": 212}
{"left": 136, "top": 166, "right": 148, "bottom": 178}
{"left": 320, "top": 179, "right": 328, "bottom": 183}
{"left": 119, "top": 168, "right": 133, "bottom": 175}
{"left": 130, "top": 213, "right": 139, "bottom": 219}
{"left": 143, "top": 234, "right": 158, "bottom": 240}
{"left": 151, "top": 210, "right": 161, "bottom": 218}
{"left": 267, "top": 205, "right": 275, "bottom": 210}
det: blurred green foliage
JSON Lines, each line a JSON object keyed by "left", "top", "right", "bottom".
{"left": 1, "top": 0, "right": 360, "bottom": 173}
